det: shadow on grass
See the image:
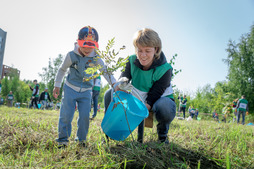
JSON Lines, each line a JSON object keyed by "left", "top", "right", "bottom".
{"left": 108, "top": 141, "right": 224, "bottom": 169}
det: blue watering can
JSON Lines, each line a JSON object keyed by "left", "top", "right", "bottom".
{"left": 101, "top": 91, "right": 148, "bottom": 141}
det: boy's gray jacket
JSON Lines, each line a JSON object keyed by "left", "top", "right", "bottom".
{"left": 54, "top": 43, "right": 116, "bottom": 92}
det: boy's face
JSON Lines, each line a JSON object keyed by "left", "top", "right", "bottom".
{"left": 136, "top": 45, "right": 156, "bottom": 69}
{"left": 79, "top": 46, "right": 94, "bottom": 56}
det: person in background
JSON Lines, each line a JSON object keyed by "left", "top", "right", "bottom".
{"left": 178, "top": 95, "right": 187, "bottom": 119}
{"left": 195, "top": 108, "right": 199, "bottom": 120}
{"left": 188, "top": 106, "right": 192, "bottom": 117}
{"left": 55, "top": 100, "right": 61, "bottom": 110}
{"left": 90, "top": 72, "right": 101, "bottom": 119}
{"left": 0, "top": 95, "right": 4, "bottom": 106}
{"left": 15, "top": 102, "right": 21, "bottom": 108}
{"left": 104, "top": 28, "right": 176, "bottom": 143}
{"left": 190, "top": 106, "right": 195, "bottom": 118}
{"left": 39, "top": 88, "right": 52, "bottom": 110}
{"left": 53, "top": 26, "right": 116, "bottom": 148}
{"left": 0, "top": 80, "right": 2, "bottom": 94}
{"left": 236, "top": 95, "right": 248, "bottom": 125}
{"left": 97, "top": 103, "right": 101, "bottom": 113}
{"left": 232, "top": 98, "right": 239, "bottom": 122}
{"left": 212, "top": 109, "right": 219, "bottom": 121}
{"left": 7, "top": 91, "right": 14, "bottom": 107}
{"left": 215, "top": 112, "right": 219, "bottom": 121}
{"left": 29, "top": 79, "right": 40, "bottom": 109}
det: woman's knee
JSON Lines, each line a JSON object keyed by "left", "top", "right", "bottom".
{"left": 153, "top": 97, "right": 176, "bottom": 123}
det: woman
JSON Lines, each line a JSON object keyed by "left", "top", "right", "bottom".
{"left": 104, "top": 28, "right": 176, "bottom": 143}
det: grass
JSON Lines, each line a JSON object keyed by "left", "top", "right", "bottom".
{"left": 0, "top": 106, "right": 253, "bottom": 169}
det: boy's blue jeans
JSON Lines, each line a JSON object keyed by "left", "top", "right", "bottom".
{"left": 237, "top": 110, "right": 246, "bottom": 125}
{"left": 91, "top": 90, "right": 100, "bottom": 118}
{"left": 56, "top": 84, "right": 92, "bottom": 143}
{"left": 104, "top": 89, "right": 176, "bottom": 140}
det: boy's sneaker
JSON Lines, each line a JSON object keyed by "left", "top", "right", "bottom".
{"left": 78, "top": 141, "right": 87, "bottom": 148}
{"left": 57, "top": 142, "right": 68, "bottom": 149}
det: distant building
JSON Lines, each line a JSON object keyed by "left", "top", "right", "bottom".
{"left": 0, "top": 28, "right": 7, "bottom": 80}
{"left": 1, "top": 64, "right": 20, "bottom": 79}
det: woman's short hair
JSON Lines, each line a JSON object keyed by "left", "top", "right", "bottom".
{"left": 133, "top": 28, "right": 162, "bottom": 59}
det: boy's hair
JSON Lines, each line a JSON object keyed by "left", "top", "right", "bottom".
{"left": 133, "top": 28, "right": 162, "bottom": 60}
{"left": 33, "top": 79, "right": 37, "bottom": 83}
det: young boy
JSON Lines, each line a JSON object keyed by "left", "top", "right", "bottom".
{"left": 53, "top": 26, "right": 116, "bottom": 148}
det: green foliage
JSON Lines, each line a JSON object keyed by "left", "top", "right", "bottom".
{"left": 98, "top": 84, "right": 110, "bottom": 107}
{"left": 10, "top": 76, "right": 19, "bottom": 94}
{"left": 188, "top": 82, "right": 233, "bottom": 114}
{"left": 83, "top": 38, "right": 128, "bottom": 85}
{"left": 169, "top": 54, "right": 182, "bottom": 80}
{"left": 1, "top": 77, "right": 10, "bottom": 97}
{"left": 14, "top": 81, "right": 31, "bottom": 103}
{"left": 39, "top": 54, "right": 64, "bottom": 101}
{"left": 1, "top": 78, "right": 32, "bottom": 105}
{"left": 224, "top": 24, "right": 254, "bottom": 112}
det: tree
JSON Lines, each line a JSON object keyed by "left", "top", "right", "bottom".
{"left": 212, "top": 81, "right": 232, "bottom": 113}
{"left": 1, "top": 77, "right": 10, "bottom": 97}
{"left": 98, "top": 84, "right": 110, "bottom": 107}
{"left": 169, "top": 54, "right": 182, "bottom": 85}
{"left": 0, "top": 77, "right": 32, "bottom": 106}
{"left": 10, "top": 76, "right": 19, "bottom": 94}
{"left": 15, "top": 80, "right": 31, "bottom": 104}
{"left": 194, "top": 84, "right": 214, "bottom": 113}
{"left": 224, "top": 24, "right": 254, "bottom": 112}
{"left": 39, "top": 54, "right": 64, "bottom": 101}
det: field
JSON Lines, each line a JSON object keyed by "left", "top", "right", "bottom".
{"left": 0, "top": 106, "right": 253, "bottom": 169}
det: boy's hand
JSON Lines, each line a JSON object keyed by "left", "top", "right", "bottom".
{"left": 53, "top": 87, "right": 60, "bottom": 99}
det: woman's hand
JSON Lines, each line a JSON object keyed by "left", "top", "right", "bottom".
{"left": 145, "top": 103, "right": 151, "bottom": 111}
{"left": 113, "top": 83, "right": 128, "bottom": 93}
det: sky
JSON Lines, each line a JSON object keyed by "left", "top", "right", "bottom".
{"left": 1, "top": 0, "right": 254, "bottom": 95}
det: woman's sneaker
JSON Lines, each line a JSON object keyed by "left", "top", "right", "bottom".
{"left": 158, "top": 136, "right": 169, "bottom": 144}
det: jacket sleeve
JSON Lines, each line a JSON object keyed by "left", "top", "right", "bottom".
{"left": 39, "top": 93, "right": 42, "bottom": 102}
{"left": 48, "top": 92, "right": 52, "bottom": 102}
{"left": 29, "top": 86, "right": 33, "bottom": 91}
{"left": 146, "top": 68, "right": 172, "bottom": 107}
{"left": 236, "top": 100, "right": 240, "bottom": 109}
{"left": 182, "top": 99, "right": 187, "bottom": 104}
{"left": 33, "top": 85, "right": 39, "bottom": 97}
{"left": 120, "top": 60, "right": 132, "bottom": 82}
{"left": 54, "top": 53, "right": 72, "bottom": 88}
{"left": 97, "top": 58, "right": 116, "bottom": 85}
